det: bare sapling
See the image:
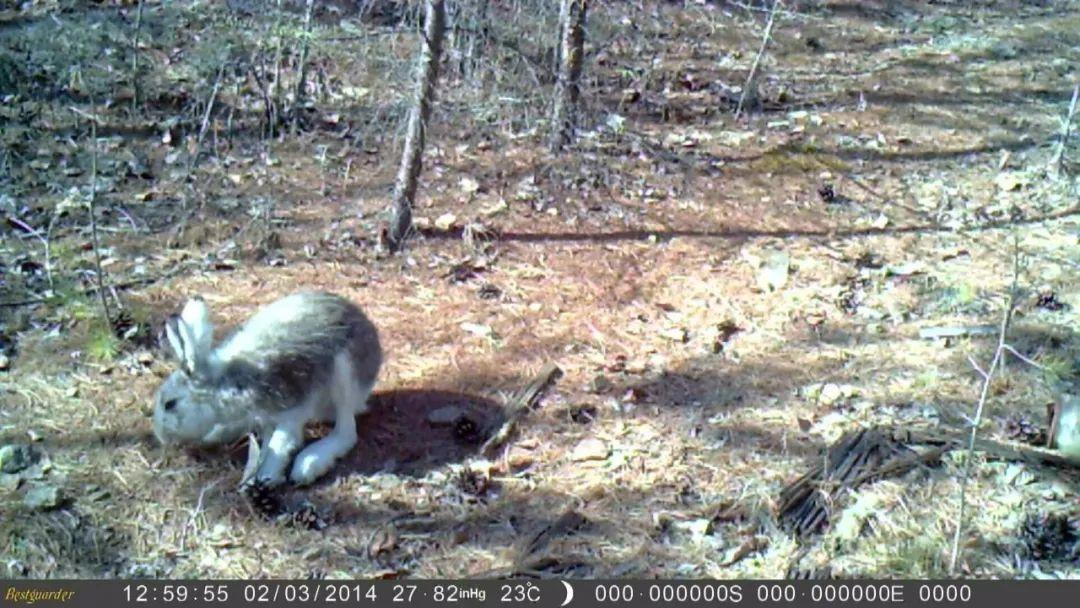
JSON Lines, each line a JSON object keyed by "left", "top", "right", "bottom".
{"left": 386, "top": 0, "right": 447, "bottom": 251}
{"left": 735, "top": 0, "right": 783, "bottom": 119}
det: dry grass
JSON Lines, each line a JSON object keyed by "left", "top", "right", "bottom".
{"left": 1, "top": 0, "right": 1080, "bottom": 579}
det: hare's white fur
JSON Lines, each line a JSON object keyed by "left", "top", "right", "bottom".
{"left": 1056, "top": 395, "right": 1080, "bottom": 462}
{"left": 154, "top": 292, "right": 381, "bottom": 487}
{"left": 257, "top": 354, "right": 373, "bottom": 485}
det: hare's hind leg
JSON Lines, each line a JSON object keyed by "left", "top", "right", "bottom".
{"left": 289, "top": 352, "right": 370, "bottom": 485}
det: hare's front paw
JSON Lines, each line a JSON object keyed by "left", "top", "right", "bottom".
{"left": 255, "top": 417, "right": 308, "bottom": 486}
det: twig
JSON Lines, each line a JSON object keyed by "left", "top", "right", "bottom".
{"left": 1051, "top": 84, "right": 1078, "bottom": 177}
{"left": 480, "top": 362, "right": 563, "bottom": 457}
{"left": 79, "top": 104, "right": 113, "bottom": 325}
{"left": 249, "top": 57, "right": 279, "bottom": 142}
{"left": 189, "top": 63, "right": 226, "bottom": 173}
{"left": 1000, "top": 344, "right": 1050, "bottom": 371}
{"left": 178, "top": 479, "right": 220, "bottom": 552}
{"left": 0, "top": 299, "right": 47, "bottom": 308}
{"left": 6, "top": 216, "right": 55, "bottom": 289}
{"left": 948, "top": 241, "right": 1021, "bottom": 574}
{"left": 735, "top": 0, "right": 782, "bottom": 119}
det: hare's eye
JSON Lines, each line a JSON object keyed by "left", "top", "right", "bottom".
{"left": 163, "top": 398, "right": 179, "bottom": 411}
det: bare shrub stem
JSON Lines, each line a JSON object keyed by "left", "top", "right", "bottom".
{"left": 1052, "top": 84, "right": 1078, "bottom": 177}
{"left": 73, "top": 105, "right": 112, "bottom": 324}
{"left": 948, "top": 242, "right": 1021, "bottom": 574}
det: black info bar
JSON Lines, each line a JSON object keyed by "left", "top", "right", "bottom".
{"left": 1, "top": 580, "right": 1076, "bottom": 608}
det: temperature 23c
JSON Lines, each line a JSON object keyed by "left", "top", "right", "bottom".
{"left": 501, "top": 583, "right": 541, "bottom": 602}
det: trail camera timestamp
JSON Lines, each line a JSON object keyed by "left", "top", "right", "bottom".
{"left": 122, "top": 583, "right": 378, "bottom": 604}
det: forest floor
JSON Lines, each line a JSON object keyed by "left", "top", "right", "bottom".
{"left": 1, "top": 0, "right": 1080, "bottom": 578}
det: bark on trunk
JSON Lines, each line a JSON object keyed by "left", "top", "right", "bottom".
{"left": 387, "top": 0, "right": 447, "bottom": 251}
{"left": 549, "top": 0, "right": 588, "bottom": 153}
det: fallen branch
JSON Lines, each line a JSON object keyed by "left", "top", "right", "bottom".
{"left": 900, "top": 428, "right": 1078, "bottom": 468}
{"left": 0, "top": 299, "right": 47, "bottom": 308}
{"left": 918, "top": 325, "right": 998, "bottom": 340}
{"left": 480, "top": 361, "right": 563, "bottom": 457}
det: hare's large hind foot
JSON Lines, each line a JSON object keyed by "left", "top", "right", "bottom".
{"left": 289, "top": 353, "right": 372, "bottom": 486}
{"left": 253, "top": 393, "right": 324, "bottom": 488}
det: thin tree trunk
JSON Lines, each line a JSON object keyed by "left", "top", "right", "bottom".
{"left": 130, "top": 0, "right": 144, "bottom": 114}
{"left": 387, "top": 0, "right": 446, "bottom": 251}
{"left": 294, "top": 0, "right": 317, "bottom": 121}
{"left": 550, "top": 0, "right": 588, "bottom": 153}
{"left": 735, "top": 0, "right": 782, "bottom": 119}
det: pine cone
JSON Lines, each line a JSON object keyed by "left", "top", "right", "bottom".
{"left": 1003, "top": 413, "right": 1047, "bottom": 446}
{"left": 453, "top": 416, "right": 484, "bottom": 445}
{"left": 241, "top": 479, "right": 285, "bottom": 519}
{"left": 290, "top": 502, "right": 328, "bottom": 531}
{"left": 1018, "top": 513, "right": 1078, "bottom": 561}
{"left": 455, "top": 468, "right": 492, "bottom": 500}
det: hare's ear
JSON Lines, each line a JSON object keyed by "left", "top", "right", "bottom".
{"left": 164, "top": 314, "right": 186, "bottom": 364}
{"left": 179, "top": 296, "right": 214, "bottom": 357}
{"left": 163, "top": 297, "right": 214, "bottom": 375}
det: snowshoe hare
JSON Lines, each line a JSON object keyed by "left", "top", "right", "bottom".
{"left": 153, "top": 291, "right": 382, "bottom": 487}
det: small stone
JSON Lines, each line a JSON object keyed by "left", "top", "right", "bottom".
{"left": 659, "top": 328, "right": 689, "bottom": 343}
{"left": 571, "top": 438, "right": 610, "bottom": 462}
{"left": 137, "top": 352, "right": 155, "bottom": 366}
{"left": 0, "top": 354, "right": 9, "bottom": 371}
{"left": 0, "top": 474, "right": 20, "bottom": 492}
{"left": 460, "top": 322, "right": 495, "bottom": 339}
{"left": 506, "top": 447, "right": 536, "bottom": 468}
{"left": 0, "top": 444, "right": 33, "bottom": 474}
{"left": 427, "top": 406, "right": 465, "bottom": 427}
{"left": 24, "top": 485, "right": 63, "bottom": 510}
{"left": 757, "top": 249, "right": 790, "bottom": 292}
{"left": 673, "top": 518, "right": 714, "bottom": 540}
{"left": 435, "top": 213, "right": 458, "bottom": 231}
{"left": 589, "top": 374, "right": 614, "bottom": 394}
{"left": 995, "top": 172, "right": 1026, "bottom": 192}
{"left": 459, "top": 176, "right": 480, "bottom": 194}
{"left": 819, "top": 383, "right": 845, "bottom": 406}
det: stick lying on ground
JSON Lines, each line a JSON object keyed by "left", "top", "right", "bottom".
{"left": 918, "top": 325, "right": 998, "bottom": 340}
{"left": 481, "top": 362, "right": 564, "bottom": 457}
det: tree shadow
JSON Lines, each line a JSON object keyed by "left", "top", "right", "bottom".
{"left": 411, "top": 199, "right": 1080, "bottom": 246}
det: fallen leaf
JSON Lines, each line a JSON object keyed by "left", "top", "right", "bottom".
{"left": 435, "top": 213, "right": 457, "bottom": 231}
{"left": 570, "top": 438, "right": 609, "bottom": 462}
